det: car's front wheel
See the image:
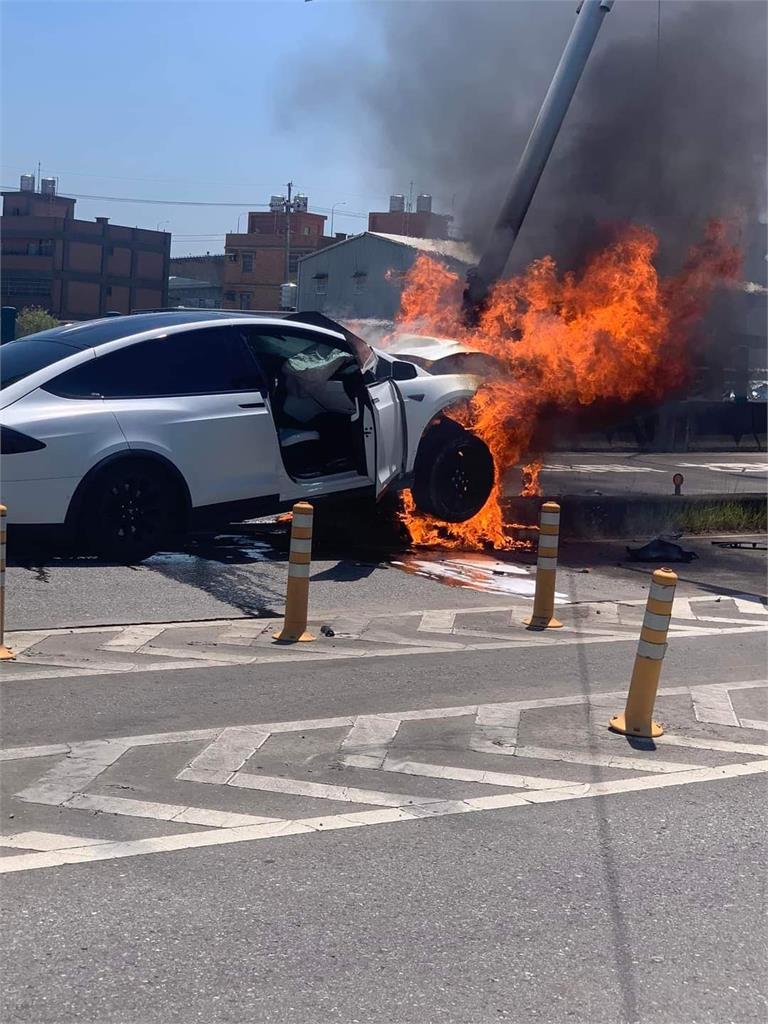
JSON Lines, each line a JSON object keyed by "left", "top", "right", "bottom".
{"left": 79, "top": 459, "right": 183, "bottom": 562}
{"left": 412, "top": 420, "right": 495, "bottom": 523}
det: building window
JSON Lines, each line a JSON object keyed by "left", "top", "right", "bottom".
{"left": 303, "top": 226, "right": 311, "bottom": 236}
{"left": 26, "top": 240, "right": 54, "bottom": 256}
{"left": 225, "top": 291, "right": 236, "bottom": 302}
{"left": 315, "top": 276, "right": 327, "bottom": 295}
{"left": 239, "top": 293, "right": 250, "bottom": 310}
{"left": 227, "top": 253, "right": 238, "bottom": 263}
{"left": 105, "top": 286, "right": 113, "bottom": 296}
{"left": 242, "top": 254, "right": 253, "bottom": 273}
{"left": 353, "top": 272, "right": 367, "bottom": 294}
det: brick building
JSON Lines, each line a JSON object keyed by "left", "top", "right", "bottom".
{"left": 168, "top": 254, "right": 225, "bottom": 308}
{"left": 1, "top": 177, "right": 170, "bottom": 319}
{"left": 368, "top": 194, "right": 452, "bottom": 241}
{"left": 222, "top": 204, "right": 331, "bottom": 311}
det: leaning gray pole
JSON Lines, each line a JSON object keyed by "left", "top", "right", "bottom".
{"left": 464, "top": 0, "right": 614, "bottom": 318}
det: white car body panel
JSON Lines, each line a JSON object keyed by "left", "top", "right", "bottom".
{"left": 1, "top": 389, "right": 130, "bottom": 525}
{"left": 393, "top": 371, "right": 480, "bottom": 474}
{"left": 109, "top": 393, "right": 278, "bottom": 508}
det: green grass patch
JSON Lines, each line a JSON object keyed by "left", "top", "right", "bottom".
{"left": 676, "top": 501, "right": 767, "bottom": 535}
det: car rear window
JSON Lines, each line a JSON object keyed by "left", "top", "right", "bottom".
{"left": 43, "top": 326, "right": 265, "bottom": 399}
{"left": 0, "top": 339, "right": 86, "bottom": 390}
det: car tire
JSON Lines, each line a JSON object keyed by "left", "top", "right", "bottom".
{"left": 412, "top": 421, "right": 495, "bottom": 523}
{"left": 79, "top": 459, "right": 183, "bottom": 563}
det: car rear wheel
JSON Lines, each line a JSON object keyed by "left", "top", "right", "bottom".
{"left": 412, "top": 421, "right": 495, "bottom": 523}
{"left": 80, "top": 459, "right": 183, "bottom": 563}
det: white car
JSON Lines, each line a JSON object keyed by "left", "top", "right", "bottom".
{"left": 0, "top": 311, "right": 494, "bottom": 561}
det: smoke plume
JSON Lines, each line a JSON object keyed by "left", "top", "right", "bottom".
{"left": 283, "top": 0, "right": 766, "bottom": 280}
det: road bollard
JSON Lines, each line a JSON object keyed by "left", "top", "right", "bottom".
{"left": 524, "top": 501, "right": 563, "bottom": 630}
{"left": 274, "top": 502, "right": 315, "bottom": 643}
{"left": 609, "top": 567, "right": 678, "bottom": 739}
{"left": 0, "top": 505, "right": 15, "bottom": 660}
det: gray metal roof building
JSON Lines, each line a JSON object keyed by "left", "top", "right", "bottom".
{"left": 297, "top": 232, "right": 476, "bottom": 321}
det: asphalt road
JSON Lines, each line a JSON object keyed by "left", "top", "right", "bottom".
{"left": 1, "top": 464, "right": 766, "bottom": 1024}
{"left": 536, "top": 452, "right": 767, "bottom": 497}
{"left": 2, "top": 542, "right": 767, "bottom": 1023}
{"left": 3, "top": 774, "right": 765, "bottom": 1024}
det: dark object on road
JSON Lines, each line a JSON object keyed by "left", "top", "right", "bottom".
{"left": 711, "top": 538, "right": 767, "bottom": 551}
{"left": 626, "top": 538, "right": 699, "bottom": 563}
{"left": 320, "top": 624, "right": 335, "bottom": 637}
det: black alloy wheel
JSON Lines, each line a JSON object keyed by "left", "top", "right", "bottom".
{"left": 412, "top": 422, "right": 495, "bottom": 523}
{"left": 82, "top": 460, "right": 181, "bottom": 562}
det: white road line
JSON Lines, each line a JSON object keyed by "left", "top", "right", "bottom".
{"left": 661, "top": 734, "right": 768, "bottom": 756}
{"left": 0, "top": 831, "right": 112, "bottom": 851}
{"left": 15, "top": 741, "right": 131, "bottom": 806}
{"left": 738, "top": 719, "right": 768, "bottom": 733}
{"left": 64, "top": 793, "right": 280, "bottom": 829}
{"left": 733, "top": 598, "right": 768, "bottom": 616}
{"left": 187, "top": 726, "right": 271, "bottom": 774}
{"left": 0, "top": 743, "right": 70, "bottom": 762}
{"left": 691, "top": 685, "right": 740, "bottom": 727}
{"left": 340, "top": 715, "right": 401, "bottom": 768}
{"left": 671, "top": 598, "right": 698, "bottom": 620}
{"left": 512, "top": 745, "right": 700, "bottom": 774}
{"left": 2, "top": 625, "right": 766, "bottom": 685}
{"left": 380, "top": 756, "right": 578, "bottom": 792}
{"left": 4, "top": 681, "right": 765, "bottom": 765}
{"left": 470, "top": 704, "right": 521, "bottom": 754}
{"left": 227, "top": 772, "right": 436, "bottom": 807}
{"left": 418, "top": 610, "right": 457, "bottom": 633}
{"left": 100, "top": 625, "right": 166, "bottom": 653}
{"left": 6, "top": 758, "right": 767, "bottom": 875}
{"left": 137, "top": 645, "right": 258, "bottom": 665}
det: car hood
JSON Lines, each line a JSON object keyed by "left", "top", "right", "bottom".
{"left": 385, "top": 333, "right": 482, "bottom": 363}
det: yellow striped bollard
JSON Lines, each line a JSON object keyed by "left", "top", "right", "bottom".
{"left": 274, "top": 501, "right": 315, "bottom": 643}
{"left": 609, "top": 567, "right": 678, "bottom": 739}
{"left": 0, "top": 505, "right": 15, "bottom": 660}
{"left": 524, "top": 501, "right": 563, "bottom": 630}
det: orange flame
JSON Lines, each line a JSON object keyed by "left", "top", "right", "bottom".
{"left": 398, "top": 221, "right": 741, "bottom": 550}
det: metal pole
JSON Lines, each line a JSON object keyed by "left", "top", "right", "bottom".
{"left": 284, "top": 181, "right": 293, "bottom": 282}
{"left": 464, "top": 0, "right": 614, "bottom": 317}
{"left": 330, "top": 201, "right": 346, "bottom": 237}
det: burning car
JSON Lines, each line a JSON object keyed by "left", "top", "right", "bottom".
{"left": 0, "top": 310, "right": 494, "bottom": 561}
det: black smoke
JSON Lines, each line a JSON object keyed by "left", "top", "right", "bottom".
{"left": 283, "top": 0, "right": 766, "bottom": 280}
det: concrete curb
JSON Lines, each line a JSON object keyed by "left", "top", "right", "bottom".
{"left": 504, "top": 493, "right": 767, "bottom": 539}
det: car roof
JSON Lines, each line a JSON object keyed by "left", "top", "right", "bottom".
{"left": 25, "top": 310, "right": 331, "bottom": 351}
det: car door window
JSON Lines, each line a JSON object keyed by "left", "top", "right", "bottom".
{"left": 44, "top": 327, "right": 265, "bottom": 399}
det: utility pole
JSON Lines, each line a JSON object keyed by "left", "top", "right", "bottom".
{"left": 284, "top": 181, "right": 293, "bottom": 282}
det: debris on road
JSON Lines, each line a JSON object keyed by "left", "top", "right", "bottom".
{"left": 626, "top": 538, "right": 699, "bottom": 563}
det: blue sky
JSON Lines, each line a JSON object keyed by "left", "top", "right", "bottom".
{"left": 1, "top": 1, "right": 395, "bottom": 255}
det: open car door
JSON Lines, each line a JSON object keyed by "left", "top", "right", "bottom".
{"left": 364, "top": 378, "right": 405, "bottom": 496}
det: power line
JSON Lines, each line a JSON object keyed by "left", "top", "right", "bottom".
{"left": 0, "top": 184, "right": 370, "bottom": 218}
{"left": 0, "top": 163, "right": 394, "bottom": 205}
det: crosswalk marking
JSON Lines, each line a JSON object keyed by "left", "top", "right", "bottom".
{"left": 0, "top": 831, "right": 112, "bottom": 852}
{"left": 101, "top": 625, "right": 165, "bottom": 652}
{"left": 691, "top": 685, "right": 740, "bottom": 727}
{"left": 418, "top": 610, "right": 457, "bottom": 633}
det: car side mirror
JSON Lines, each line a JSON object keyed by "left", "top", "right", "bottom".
{"left": 391, "top": 360, "right": 419, "bottom": 381}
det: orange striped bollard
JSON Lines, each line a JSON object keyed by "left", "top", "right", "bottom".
{"left": 274, "top": 502, "right": 315, "bottom": 643}
{"left": 0, "top": 505, "right": 15, "bottom": 660}
{"left": 524, "top": 501, "right": 563, "bottom": 630}
{"left": 609, "top": 567, "right": 678, "bottom": 739}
